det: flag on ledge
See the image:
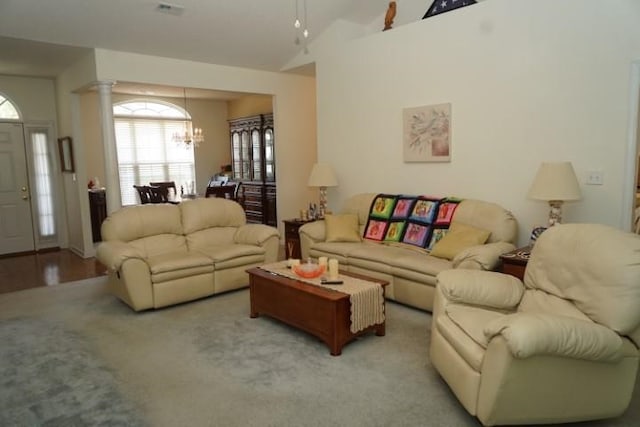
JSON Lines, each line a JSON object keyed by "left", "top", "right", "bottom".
{"left": 423, "top": 0, "right": 477, "bottom": 19}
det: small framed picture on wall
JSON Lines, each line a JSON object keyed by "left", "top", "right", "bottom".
{"left": 58, "top": 136, "right": 75, "bottom": 172}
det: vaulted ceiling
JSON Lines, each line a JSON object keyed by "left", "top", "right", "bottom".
{"left": 0, "top": 0, "right": 398, "bottom": 78}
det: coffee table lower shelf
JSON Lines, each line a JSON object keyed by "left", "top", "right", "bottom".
{"left": 247, "top": 268, "right": 387, "bottom": 356}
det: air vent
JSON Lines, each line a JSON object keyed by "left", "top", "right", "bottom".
{"left": 156, "top": 2, "right": 185, "bottom": 16}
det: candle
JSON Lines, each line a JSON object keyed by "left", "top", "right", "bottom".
{"left": 318, "top": 256, "right": 328, "bottom": 268}
{"left": 288, "top": 258, "right": 300, "bottom": 268}
{"left": 328, "top": 259, "right": 339, "bottom": 279}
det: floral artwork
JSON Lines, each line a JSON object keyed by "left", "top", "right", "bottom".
{"left": 403, "top": 103, "right": 451, "bottom": 162}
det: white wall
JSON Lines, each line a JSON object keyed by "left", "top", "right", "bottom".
{"left": 93, "top": 49, "right": 317, "bottom": 237}
{"left": 56, "top": 51, "right": 98, "bottom": 256}
{"left": 316, "top": 0, "right": 640, "bottom": 246}
{"left": 0, "top": 75, "right": 57, "bottom": 121}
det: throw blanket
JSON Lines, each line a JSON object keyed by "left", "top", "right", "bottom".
{"left": 259, "top": 262, "right": 385, "bottom": 333}
{"left": 363, "top": 194, "right": 462, "bottom": 251}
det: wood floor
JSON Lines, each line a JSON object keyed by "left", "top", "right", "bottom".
{"left": 0, "top": 249, "right": 107, "bottom": 295}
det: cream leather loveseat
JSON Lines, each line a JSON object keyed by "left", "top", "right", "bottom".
{"left": 299, "top": 193, "right": 518, "bottom": 311}
{"left": 430, "top": 223, "right": 640, "bottom": 426}
{"left": 96, "top": 198, "right": 279, "bottom": 311}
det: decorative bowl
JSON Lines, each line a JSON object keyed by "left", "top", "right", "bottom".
{"left": 292, "top": 263, "right": 326, "bottom": 279}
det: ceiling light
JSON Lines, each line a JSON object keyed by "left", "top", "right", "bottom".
{"left": 172, "top": 88, "right": 204, "bottom": 149}
{"left": 293, "top": 0, "right": 309, "bottom": 52}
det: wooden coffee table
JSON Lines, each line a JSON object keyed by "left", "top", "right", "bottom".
{"left": 247, "top": 267, "right": 388, "bottom": 356}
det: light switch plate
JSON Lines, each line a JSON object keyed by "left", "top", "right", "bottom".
{"left": 586, "top": 171, "right": 604, "bottom": 185}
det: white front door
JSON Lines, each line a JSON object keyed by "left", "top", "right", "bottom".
{"left": 0, "top": 122, "right": 35, "bottom": 255}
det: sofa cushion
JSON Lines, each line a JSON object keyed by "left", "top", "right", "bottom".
{"left": 186, "top": 228, "right": 237, "bottom": 251}
{"left": 101, "top": 204, "right": 182, "bottom": 242}
{"left": 129, "top": 234, "right": 188, "bottom": 258}
{"left": 325, "top": 214, "right": 361, "bottom": 242}
{"left": 452, "top": 199, "right": 517, "bottom": 244}
{"left": 446, "top": 304, "right": 506, "bottom": 349}
{"left": 180, "top": 198, "right": 246, "bottom": 234}
{"left": 518, "top": 289, "right": 592, "bottom": 321}
{"left": 430, "top": 222, "right": 490, "bottom": 260}
{"left": 436, "top": 314, "right": 486, "bottom": 371}
{"left": 147, "top": 251, "right": 214, "bottom": 283}
{"left": 309, "top": 241, "right": 368, "bottom": 259}
{"left": 348, "top": 243, "right": 418, "bottom": 274}
{"left": 391, "top": 252, "right": 453, "bottom": 278}
{"left": 196, "top": 244, "right": 264, "bottom": 263}
{"left": 197, "top": 244, "right": 265, "bottom": 270}
{"left": 525, "top": 223, "right": 640, "bottom": 334}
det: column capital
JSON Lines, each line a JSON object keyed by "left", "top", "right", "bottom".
{"left": 95, "top": 80, "right": 117, "bottom": 92}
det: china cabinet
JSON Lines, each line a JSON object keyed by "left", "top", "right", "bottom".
{"left": 229, "top": 114, "right": 277, "bottom": 226}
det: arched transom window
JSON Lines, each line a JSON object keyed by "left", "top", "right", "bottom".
{"left": 113, "top": 100, "right": 195, "bottom": 206}
{"left": 0, "top": 94, "right": 20, "bottom": 119}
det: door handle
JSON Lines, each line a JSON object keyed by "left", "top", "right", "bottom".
{"left": 22, "top": 195, "right": 29, "bottom": 200}
{"left": 22, "top": 187, "right": 27, "bottom": 192}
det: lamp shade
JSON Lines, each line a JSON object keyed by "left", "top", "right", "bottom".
{"left": 527, "top": 162, "right": 582, "bottom": 202}
{"left": 307, "top": 163, "right": 338, "bottom": 187}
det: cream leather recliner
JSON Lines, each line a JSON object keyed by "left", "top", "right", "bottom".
{"left": 97, "top": 198, "right": 279, "bottom": 311}
{"left": 430, "top": 223, "right": 640, "bottom": 426}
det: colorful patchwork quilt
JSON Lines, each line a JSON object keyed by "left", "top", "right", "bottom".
{"left": 363, "top": 194, "right": 462, "bottom": 251}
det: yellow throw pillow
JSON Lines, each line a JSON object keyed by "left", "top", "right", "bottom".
{"left": 325, "top": 214, "right": 362, "bottom": 243}
{"left": 430, "top": 222, "right": 490, "bottom": 260}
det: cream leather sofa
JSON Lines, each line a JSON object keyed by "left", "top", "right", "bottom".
{"left": 299, "top": 193, "right": 518, "bottom": 311}
{"left": 430, "top": 223, "right": 640, "bottom": 426}
{"left": 96, "top": 198, "right": 279, "bottom": 311}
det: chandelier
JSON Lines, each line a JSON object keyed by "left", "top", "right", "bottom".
{"left": 172, "top": 88, "right": 204, "bottom": 148}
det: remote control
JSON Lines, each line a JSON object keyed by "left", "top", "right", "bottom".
{"left": 321, "top": 279, "right": 343, "bottom": 285}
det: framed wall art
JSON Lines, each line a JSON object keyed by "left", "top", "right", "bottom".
{"left": 57, "top": 136, "right": 75, "bottom": 173}
{"left": 403, "top": 103, "right": 451, "bottom": 163}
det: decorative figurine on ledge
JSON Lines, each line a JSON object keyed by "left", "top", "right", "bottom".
{"left": 383, "top": 1, "right": 397, "bottom": 31}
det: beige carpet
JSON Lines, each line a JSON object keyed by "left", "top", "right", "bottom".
{"left": 0, "top": 277, "right": 639, "bottom": 427}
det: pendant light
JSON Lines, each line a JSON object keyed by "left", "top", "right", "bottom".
{"left": 172, "top": 88, "right": 204, "bottom": 148}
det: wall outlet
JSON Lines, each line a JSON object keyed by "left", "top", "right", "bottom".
{"left": 586, "top": 171, "right": 604, "bottom": 185}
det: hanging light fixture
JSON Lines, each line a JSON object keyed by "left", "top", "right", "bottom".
{"left": 293, "top": 0, "right": 309, "bottom": 53}
{"left": 172, "top": 88, "right": 204, "bottom": 148}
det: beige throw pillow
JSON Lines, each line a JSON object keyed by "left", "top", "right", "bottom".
{"left": 430, "top": 222, "right": 490, "bottom": 260}
{"left": 325, "top": 214, "right": 361, "bottom": 243}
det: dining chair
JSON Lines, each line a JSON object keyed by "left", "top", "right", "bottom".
{"left": 148, "top": 185, "right": 169, "bottom": 203}
{"left": 149, "top": 181, "right": 176, "bottom": 196}
{"left": 133, "top": 185, "right": 153, "bottom": 204}
{"left": 205, "top": 184, "right": 237, "bottom": 200}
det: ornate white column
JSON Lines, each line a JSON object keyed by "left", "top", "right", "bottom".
{"left": 96, "top": 80, "right": 121, "bottom": 214}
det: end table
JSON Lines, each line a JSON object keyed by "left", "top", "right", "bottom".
{"left": 283, "top": 218, "right": 316, "bottom": 259}
{"left": 499, "top": 246, "right": 532, "bottom": 281}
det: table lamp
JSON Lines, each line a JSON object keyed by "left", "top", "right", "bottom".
{"left": 527, "top": 161, "right": 582, "bottom": 227}
{"left": 307, "top": 163, "right": 338, "bottom": 218}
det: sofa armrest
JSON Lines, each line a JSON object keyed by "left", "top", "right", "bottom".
{"left": 437, "top": 269, "right": 524, "bottom": 310}
{"left": 96, "top": 241, "right": 145, "bottom": 271}
{"left": 234, "top": 224, "right": 279, "bottom": 246}
{"left": 452, "top": 241, "right": 516, "bottom": 270}
{"left": 299, "top": 221, "right": 326, "bottom": 259}
{"left": 485, "top": 313, "right": 624, "bottom": 362}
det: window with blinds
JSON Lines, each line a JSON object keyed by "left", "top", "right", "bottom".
{"left": 113, "top": 101, "right": 196, "bottom": 205}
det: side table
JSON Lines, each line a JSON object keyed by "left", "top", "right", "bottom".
{"left": 499, "top": 246, "right": 532, "bottom": 281}
{"left": 283, "top": 219, "right": 316, "bottom": 259}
